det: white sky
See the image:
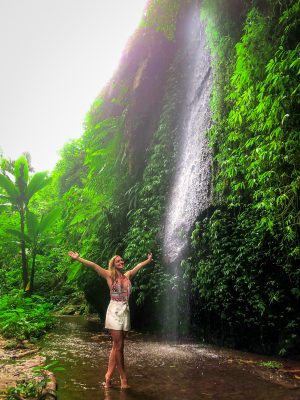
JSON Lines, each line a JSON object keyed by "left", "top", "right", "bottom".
{"left": 0, "top": 0, "right": 148, "bottom": 172}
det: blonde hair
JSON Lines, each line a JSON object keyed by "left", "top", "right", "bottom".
{"left": 108, "top": 255, "right": 119, "bottom": 282}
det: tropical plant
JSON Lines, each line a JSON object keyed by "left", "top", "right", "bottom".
{"left": 0, "top": 290, "right": 54, "bottom": 340}
{"left": 6, "top": 209, "right": 61, "bottom": 294}
{"left": 0, "top": 156, "right": 50, "bottom": 290}
{"left": 190, "top": 0, "right": 300, "bottom": 354}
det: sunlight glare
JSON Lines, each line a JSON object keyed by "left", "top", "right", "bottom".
{"left": 0, "top": 0, "right": 148, "bottom": 171}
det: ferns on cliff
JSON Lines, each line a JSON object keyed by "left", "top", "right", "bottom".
{"left": 189, "top": 0, "right": 300, "bottom": 354}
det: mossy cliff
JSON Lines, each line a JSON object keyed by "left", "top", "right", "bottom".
{"left": 52, "top": 0, "right": 300, "bottom": 356}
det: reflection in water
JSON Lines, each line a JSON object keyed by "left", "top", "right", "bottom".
{"left": 40, "top": 316, "right": 299, "bottom": 400}
{"left": 103, "top": 388, "right": 154, "bottom": 400}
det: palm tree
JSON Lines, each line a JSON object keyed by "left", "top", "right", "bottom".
{"left": 0, "top": 156, "right": 50, "bottom": 290}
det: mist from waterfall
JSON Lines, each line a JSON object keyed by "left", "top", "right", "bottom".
{"left": 162, "top": 2, "right": 212, "bottom": 337}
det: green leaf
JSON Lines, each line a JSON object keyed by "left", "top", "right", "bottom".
{"left": 0, "top": 174, "right": 20, "bottom": 201}
{"left": 26, "top": 211, "right": 39, "bottom": 239}
{"left": 6, "top": 228, "right": 31, "bottom": 243}
{"left": 26, "top": 172, "right": 51, "bottom": 201}
{"left": 38, "top": 208, "right": 61, "bottom": 234}
{"left": 0, "top": 194, "right": 11, "bottom": 202}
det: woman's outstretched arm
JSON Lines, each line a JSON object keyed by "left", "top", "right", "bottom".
{"left": 125, "top": 253, "right": 153, "bottom": 279}
{"left": 68, "top": 251, "right": 111, "bottom": 280}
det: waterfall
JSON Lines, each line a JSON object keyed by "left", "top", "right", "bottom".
{"left": 162, "top": 2, "right": 212, "bottom": 336}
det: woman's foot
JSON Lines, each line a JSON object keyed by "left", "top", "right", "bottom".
{"left": 103, "top": 374, "right": 112, "bottom": 388}
{"left": 102, "top": 381, "right": 111, "bottom": 389}
{"left": 120, "top": 377, "right": 130, "bottom": 389}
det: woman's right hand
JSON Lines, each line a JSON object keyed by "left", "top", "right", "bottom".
{"left": 147, "top": 253, "right": 153, "bottom": 262}
{"left": 68, "top": 251, "right": 79, "bottom": 260}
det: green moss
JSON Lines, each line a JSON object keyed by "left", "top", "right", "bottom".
{"left": 140, "top": 0, "right": 185, "bottom": 40}
{"left": 259, "top": 360, "right": 283, "bottom": 369}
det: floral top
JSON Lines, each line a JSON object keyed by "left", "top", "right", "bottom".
{"left": 110, "top": 275, "right": 131, "bottom": 302}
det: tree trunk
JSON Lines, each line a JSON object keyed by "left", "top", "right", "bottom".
{"left": 20, "top": 208, "right": 29, "bottom": 291}
{"left": 29, "top": 250, "right": 36, "bottom": 295}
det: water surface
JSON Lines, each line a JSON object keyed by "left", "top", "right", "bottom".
{"left": 41, "top": 316, "right": 299, "bottom": 400}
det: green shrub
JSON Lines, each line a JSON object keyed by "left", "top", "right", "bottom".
{"left": 0, "top": 290, "right": 54, "bottom": 340}
{"left": 6, "top": 380, "right": 39, "bottom": 400}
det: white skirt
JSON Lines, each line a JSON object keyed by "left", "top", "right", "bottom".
{"left": 105, "top": 300, "right": 130, "bottom": 331}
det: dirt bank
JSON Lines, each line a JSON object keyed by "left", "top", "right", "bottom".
{"left": 0, "top": 336, "right": 56, "bottom": 400}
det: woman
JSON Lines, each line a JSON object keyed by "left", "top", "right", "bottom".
{"left": 68, "top": 251, "right": 153, "bottom": 389}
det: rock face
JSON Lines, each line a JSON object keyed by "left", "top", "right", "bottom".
{"left": 122, "top": 29, "right": 176, "bottom": 173}
{"left": 89, "top": 26, "right": 176, "bottom": 176}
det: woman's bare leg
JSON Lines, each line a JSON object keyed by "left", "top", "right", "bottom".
{"left": 104, "top": 346, "right": 116, "bottom": 388}
{"left": 120, "top": 331, "right": 127, "bottom": 370}
{"left": 108, "top": 330, "right": 129, "bottom": 388}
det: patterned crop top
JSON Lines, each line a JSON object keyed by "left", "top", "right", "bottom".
{"left": 110, "top": 275, "right": 132, "bottom": 302}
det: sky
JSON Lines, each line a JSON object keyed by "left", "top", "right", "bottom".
{"left": 0, "top": 0, "right": 148, "bottom": 172}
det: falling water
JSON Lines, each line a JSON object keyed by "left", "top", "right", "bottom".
{"left": 162, "top": 2, "right": 212, "bottom": 336}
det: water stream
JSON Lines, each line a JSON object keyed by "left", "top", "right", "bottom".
{"left": 161, "top": 1, "right": 212, "bottom": 338}
{"left": 163, "top": 2, "right": 212, "bottom": 266}
{"left": 40, "top": 316, "right": 299, "bottom": 400}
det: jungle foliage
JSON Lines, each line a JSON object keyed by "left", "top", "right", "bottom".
{"left": 123, "top": 68, "right": 180, "bottom": 324}
{"left": 0, "top": 0, "right": 181, "bottom": 336}
{"left": 0, "top": 0, "right": 299, "bottom": 356}
{"left": 186, "top": 0, "right": 300, "bottom": 354}
{"left": 0, "top": 290, "right": 54, "bottom": 341}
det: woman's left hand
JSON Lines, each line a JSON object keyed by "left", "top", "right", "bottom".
{"left": 147, "top": 253, "right": 153, "bottom": 262}
{"left": 68, "top": 251, "right": 79, "bottom": 260}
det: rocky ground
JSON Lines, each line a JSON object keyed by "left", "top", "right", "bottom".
{"left": 0, "top": 336, "right": 45, "bottom": 399}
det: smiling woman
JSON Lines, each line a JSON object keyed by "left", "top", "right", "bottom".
{"left": 0, "top": 0, "right": 148, "bottom": 172}
{"left": 67, "top": 250, "right": 153, "bottom": 389}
